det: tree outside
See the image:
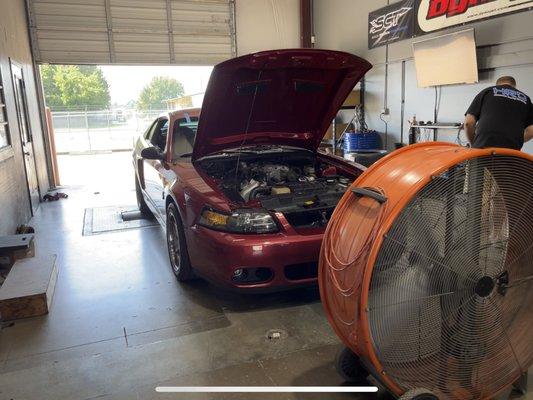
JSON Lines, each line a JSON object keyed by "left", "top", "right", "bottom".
{"left": 137, "top": 76, "right": 184, "bottom": 111}
{"left": 40, "top": 65, "right": 111, "bottom": 110}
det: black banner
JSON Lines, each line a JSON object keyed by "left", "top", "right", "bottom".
{"left": 368, "top": 0, "right": 416, "bottom": 49}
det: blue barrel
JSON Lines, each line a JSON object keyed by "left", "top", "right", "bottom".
{"left": 343, "top": 131, "right": 381, "bottom": 152}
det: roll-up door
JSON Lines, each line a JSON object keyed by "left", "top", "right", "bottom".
{"left": 27, "top": 0, "right": 236, "bottom": 65}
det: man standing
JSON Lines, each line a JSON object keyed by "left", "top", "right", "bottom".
{"left": 464, "top": 76, "right": 533, "bottom": 150}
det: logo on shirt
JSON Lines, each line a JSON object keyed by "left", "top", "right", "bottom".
{"left": 493, "top": 87, "right": 528, "bottom": 105}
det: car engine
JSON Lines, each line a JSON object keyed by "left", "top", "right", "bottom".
{"left": 199, "top": 153, "right": 354, "bottom": 228}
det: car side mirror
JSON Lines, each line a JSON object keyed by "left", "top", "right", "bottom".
{"left": 141, "top": 146, "right": 164, "bottom": 160}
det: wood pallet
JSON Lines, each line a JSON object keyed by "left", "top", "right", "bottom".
{"left": 0, "top": 254, "right": 58, "bottom": 321}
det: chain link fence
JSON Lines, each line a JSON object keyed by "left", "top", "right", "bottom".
{"left": 51, "top": 108, "right": 167, "bottom": 153}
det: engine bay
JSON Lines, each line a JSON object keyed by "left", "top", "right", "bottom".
{"left": 198, "top": 151, "right": 355, "bottom": 228}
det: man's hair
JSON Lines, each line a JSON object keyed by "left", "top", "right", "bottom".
{"left": 496, "top": 76, "right": 517, "bottom": 87}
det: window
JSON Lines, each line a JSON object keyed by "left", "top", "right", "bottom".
{"left": 143, "top": 120, "right": 157, "bottom": 140}
{"left": 150, "top": 118, "right": 169, "bottom": 151}
{"left": 172, "top": 119, "right": 199, "bottom": 159}
{"left": 0, "top": 69, "right": 10, "bottom": 149}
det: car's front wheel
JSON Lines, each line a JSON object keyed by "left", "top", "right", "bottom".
{"left": 166, "top": 203, "right": 194, "bottom": 281}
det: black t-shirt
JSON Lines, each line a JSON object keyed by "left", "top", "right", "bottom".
{"left": 466, "top": 85, "right": 533, "bottom": 150}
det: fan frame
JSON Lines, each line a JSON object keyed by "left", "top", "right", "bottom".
{"left": 319, "top": 142, "right": 533, "bottom": 397}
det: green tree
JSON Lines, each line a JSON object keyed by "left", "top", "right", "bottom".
{"left": 137, "top": 76, "right": 184, "bottom": 111}
{"left": 40, "top": 65, "right": 111, "bottom": 110}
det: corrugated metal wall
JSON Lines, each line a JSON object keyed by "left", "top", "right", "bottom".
{"left": 27, "top": 0, "right": 236, "bottom": 65}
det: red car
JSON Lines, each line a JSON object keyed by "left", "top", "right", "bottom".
{"left": 133, "top": 49, "right": 372, "bottom": 291}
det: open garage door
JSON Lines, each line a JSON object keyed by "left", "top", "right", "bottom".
{"left": 27, "top": 0, "right": 236, "bottom": 65}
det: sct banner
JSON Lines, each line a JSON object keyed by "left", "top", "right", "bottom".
{"left": 368, "top": 0, "right": 417, "bottom": 49}
{"left": 417, "top": 0, "right": 533, "bottom": 33}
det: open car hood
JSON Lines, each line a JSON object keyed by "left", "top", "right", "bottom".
{"left": 192, "top": 49, "right": 372, "bottom": 161}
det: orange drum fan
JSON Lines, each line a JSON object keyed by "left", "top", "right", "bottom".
{"left": 319, "top": 143, "right": 533, "bottom": 399}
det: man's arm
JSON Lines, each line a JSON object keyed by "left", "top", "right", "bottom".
{"left": 464, "top": 114, "right": 477, "bottom": 145}
{"left": 525, "top": 125, "right": 533, "bottom": 143}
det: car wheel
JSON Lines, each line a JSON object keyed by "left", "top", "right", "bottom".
{"left": 166, "top": 203, "right": 194, "bottom": 281}
{"left": 135, "top": 175, "right": 152, "bottom": 217}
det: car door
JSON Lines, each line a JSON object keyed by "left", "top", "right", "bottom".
{"left": 142, "top": 117, "right": 169, "bottom": 221}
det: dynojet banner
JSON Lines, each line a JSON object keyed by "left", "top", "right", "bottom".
{"left": 369, "top": 0, "right": 533, "bottom": 48}
{"left": 417, "top": 0, "right": 533, "bottom": 33}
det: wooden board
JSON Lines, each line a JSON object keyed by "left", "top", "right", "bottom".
{"left": 0, "top": 254, "right": 58, "bottom": 321}
{"left": 0, "top": 234, "right": 34, "bottom": 253}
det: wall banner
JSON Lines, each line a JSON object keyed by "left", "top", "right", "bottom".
{"left": 417, "top": 0, "right": 533, "bottom": 34}
{"left": 368, "top": 0, "right": 533, "bottom": 48}
{"left": 368, "top": 0, "right": 417, "bottom": 49}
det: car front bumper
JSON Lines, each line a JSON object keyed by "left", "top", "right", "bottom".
{"left": 186, "top": 224, "right": 324, "bottom": 291}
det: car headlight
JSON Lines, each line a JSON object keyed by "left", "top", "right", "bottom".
{"left": 199, "top": 209, "right": 279, "bottom": 234}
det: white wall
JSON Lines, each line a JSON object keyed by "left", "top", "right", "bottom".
{"left": 235, "top": 0, "right": 301, "bottom": 56}
{"left": 314, "top": 0, "right": 533, "bottom": 154}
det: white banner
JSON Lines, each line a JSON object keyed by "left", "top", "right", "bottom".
{"left": 417, "top": 0, "right": 533, "bottom": 33}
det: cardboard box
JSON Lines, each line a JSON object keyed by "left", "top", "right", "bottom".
{"left": 342, "top": 90, "right": 361, "bottom": 108}
{"left": 324, "top": 123, "right": 349, "bottom": 140}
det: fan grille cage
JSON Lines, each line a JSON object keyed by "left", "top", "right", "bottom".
{"left": 368, "top": 154, "right": 533, "bottom": 399}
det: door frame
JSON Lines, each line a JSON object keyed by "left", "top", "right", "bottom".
{"left": 10, "top": 59, "right": 40, "bottom": 215}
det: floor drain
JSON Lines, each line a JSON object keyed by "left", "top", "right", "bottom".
{"left": 266, "top": 329, "right": 288, "bottom": 341}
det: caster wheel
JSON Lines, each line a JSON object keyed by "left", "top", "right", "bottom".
{"left": 398, "top": 388, "right": 439, "bottom": 400}
{"left": 335, "top": 346, "right": 367, "bottom": 382}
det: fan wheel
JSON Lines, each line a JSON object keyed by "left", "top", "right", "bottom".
{"left": 398, "top": 388, "right": 439, "bottom": 400}
{"left": 335, "top": 346, "right": 368, "bottom": 382}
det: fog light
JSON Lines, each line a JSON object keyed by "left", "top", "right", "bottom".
{"left": 233, "top": 269, "right": 244, "bottom": 278}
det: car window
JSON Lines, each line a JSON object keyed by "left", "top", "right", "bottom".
{"left": 143, "top": 120, "right": 157, "bottom": 140}
{"left": 172, "top": 119, "right": 198, "bottom": 159}
{"left": 150, "top": 118, "right": 169, "bottom": 152}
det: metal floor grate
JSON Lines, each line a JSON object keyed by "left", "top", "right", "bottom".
{"left": 83, "top": 206, "right": 158, "bottom": 236}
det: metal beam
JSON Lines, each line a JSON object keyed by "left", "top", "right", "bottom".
{"left": 229, "top": 0, "right": 237, "bottom": 57}
{"left": 166, "top": 0, "right": 176, "bottom": 64}
{"left": 104, "top": 0, "right": 116, "bottom": 63}
{"left": 300, "top": 0, "right": 313, "bottom": 48}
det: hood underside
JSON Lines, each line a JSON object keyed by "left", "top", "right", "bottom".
{"left": 192, "top": 49, "right": 372, "bottom": 160}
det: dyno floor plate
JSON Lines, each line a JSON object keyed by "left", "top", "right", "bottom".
{"left": 83, "top": 206, "right": 158, "bottom": 236}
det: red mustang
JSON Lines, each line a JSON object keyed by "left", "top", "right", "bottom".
{"left": 133, "top": 49, "right": 372, "bottom": 291}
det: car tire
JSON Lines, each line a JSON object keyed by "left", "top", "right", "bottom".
{"left": 166, "top": 202, "right": 194, "bottom": 282}
{"left": 135, "top": 175, "right": 152, "bottom": 217}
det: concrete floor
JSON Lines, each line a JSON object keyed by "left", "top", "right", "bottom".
{"left": 0, "top": 153, "right": 530, "bottom": 400}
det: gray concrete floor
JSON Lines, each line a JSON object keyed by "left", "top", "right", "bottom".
{"left": 0, "top": 153, "right": 530, "bottom": 400}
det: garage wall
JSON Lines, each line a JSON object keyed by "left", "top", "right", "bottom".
{"left": 0, "top": 0, "right": 49, "bottom": 235}
{"left": 314, "top": 0, "right": 533, "bottom": 154}
{"left": 235, "top": 0, "right": 300, "bottom": 56}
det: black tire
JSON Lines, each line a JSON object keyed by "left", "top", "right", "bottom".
{"left": 135, "top": 175, "right": 152, "bottom": 217}
{"left": 335, "top": 346, "right": 367, "bottom": 382}
{"left": 166, "top": 203, "right": 194, "bottom": 281}
{"left": 398, "top": 388, "right": 439, "bottom": 400}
